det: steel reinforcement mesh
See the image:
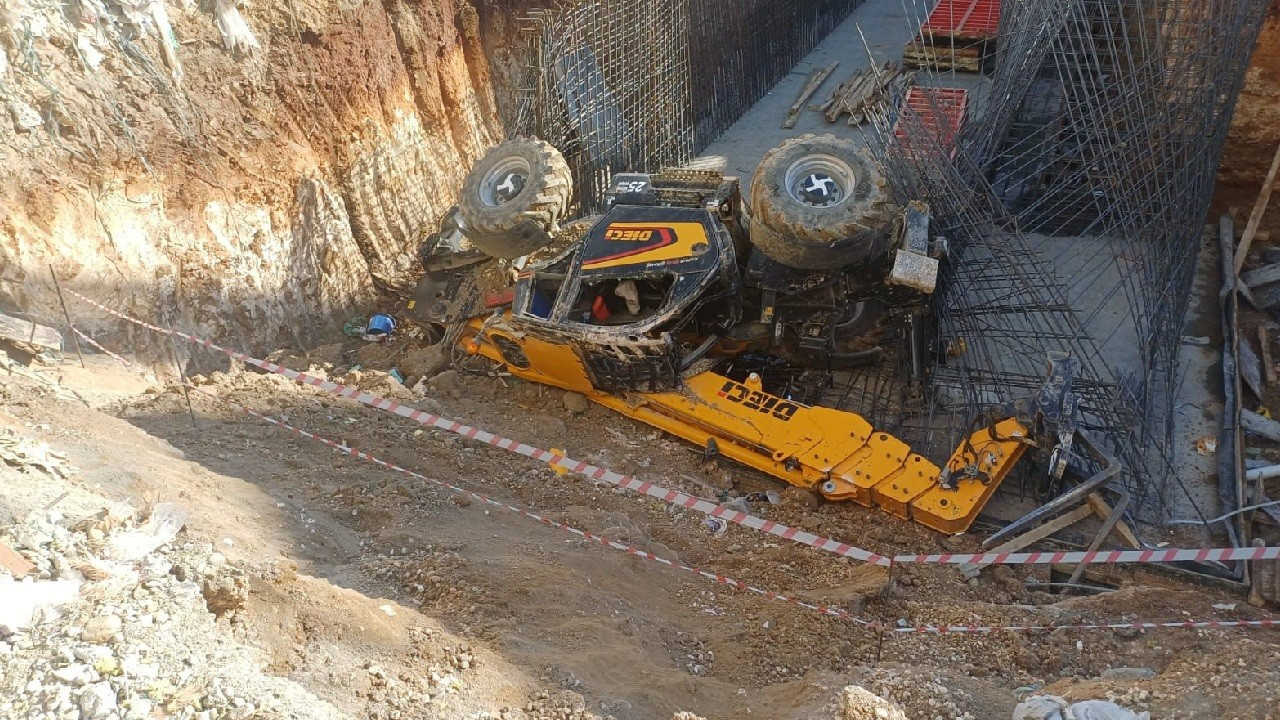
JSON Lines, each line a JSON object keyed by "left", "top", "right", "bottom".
{"left": 512, "top": 0, "right": 1268, "bottom": 525}
{"left": 513, "top": 0, "right": 869, "bottom": 211}
{"left": 863, "top": 0, "right": 1268, "bottom": 523}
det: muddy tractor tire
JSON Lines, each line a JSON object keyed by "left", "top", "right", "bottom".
{"left": 749, "top": 134, "right": 895, "bottom": 270}
{"left": 458, "top": 138, "right": 573, "bottom": 259}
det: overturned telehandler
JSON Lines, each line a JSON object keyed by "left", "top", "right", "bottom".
{"left": 409, "top": 136, "right": 1113, "bottom": 533}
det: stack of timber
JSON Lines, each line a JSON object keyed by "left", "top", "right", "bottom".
{"left": 904, "top": 0, "right": 1001, "bottom": 73}
{"left": 814, "top": 61, "right": 908, "bottom": 126}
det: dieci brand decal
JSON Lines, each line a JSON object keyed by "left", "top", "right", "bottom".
{"left": 716, "top": 380, "right": 799, "bottom": 421}
{"left": 605, "top": 226, "right": 664, "bottom": 242}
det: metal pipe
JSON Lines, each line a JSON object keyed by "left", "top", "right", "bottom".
{"left": 1245, "top": 464, "right": 1280, "bottom": 482}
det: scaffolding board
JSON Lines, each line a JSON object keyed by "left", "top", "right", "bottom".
{"left": 892, "top": 87, "right": 968, "bottom": 159}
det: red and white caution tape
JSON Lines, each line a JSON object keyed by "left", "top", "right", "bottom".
{"left": 66, "top": 291, "right": 1280, "bottom": 568}
{"left": 74, "top": 322, "right": 875, "bottom": 628}
{"left": 193, "top": 384, "right": 876, "bottom": 628}
{"left": 893, "top": 546, "right": 1280, "bottom": 566}
{"left": 67, "top": 290, "right": 894, "bottom": 566}
{"left": 66, "top": 322, "right": 1280, "bottom": 635}
{"left": 71, "top": 326, "right": 132, "bottom": 368}
{"left": 890, "top": 617, "right": 1280, "bottom": 634}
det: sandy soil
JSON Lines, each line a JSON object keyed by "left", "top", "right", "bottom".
{"left": 2, "top": 339, "right": 1278, "bottom": 719}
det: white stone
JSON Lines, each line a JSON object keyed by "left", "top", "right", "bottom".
{"left": 82, "top": 615, "right": 122, "bottom": 644}
{"left": 52, "top": 663, "right": 93, "bottom": 686}
{"left": 77, "top": 682, "right": 117, "bottom": 719}
{"left": 73, "top": 646, "right": 112, "bottom": 663}
{"left": 7, "top": 100, "right": 42, "bottom": 132}
{"left": 125, "top": 697, "right": 153, "bottom": 719}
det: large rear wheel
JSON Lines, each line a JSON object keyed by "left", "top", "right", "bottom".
{"left": 749, "top": 134, "right": 894, "bottom": 270}
{"left": 459, "top": 138, "right": 573, "bottom": 259}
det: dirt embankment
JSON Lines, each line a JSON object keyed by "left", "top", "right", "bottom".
{"left": 1217, "top": 6, "right": 1280, "bottom": 206}
{"left": 0, "top": 0, "right": 531, "bottom": 355}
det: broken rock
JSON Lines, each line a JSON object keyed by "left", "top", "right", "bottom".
{"left": 400, "top": 345, "right": 450, "bottom": 383}
{"left": 81, "top": 614, "right": 122, "bottom": 644}
{"left": 427, "top": 369, "right": 461, "bottom": 393}
{"left": 1013, "top": 695, "right": 1150, "bottom": 720}
{"left": 77, "top": 681, "right": 118, "bottom": 719}
{"left": 837, "top": 685, "right": 908, "bottom": 720}
{"left": 563, "top": 392, "right": 590, "bottom": 415}
{"left": 1099, "top": 667, "right": 1156, "bottom": 681}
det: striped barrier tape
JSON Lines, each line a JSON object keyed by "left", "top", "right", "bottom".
{"left": 66, "top": 291, "right": 1280, "bottom": 568}
{"left": 66, "top": 324, "right": 1280, "bottom": 635}
{"left": 71, "top": 326, "right": 131, "bottom": 368}
{"left": 889, "top": 617, "right": 1280, "bottom": 634}
{"left": 191, "top": 385, "right": 877, "bottom": 628}
{"left": 71, "top": 323, "right": 876, "bottom": 628}
{"left": 894, "top": 546, "right": 1280, "bottom": 566}
{"left": 66, "top": 290, "right": 895, "bottom": 566}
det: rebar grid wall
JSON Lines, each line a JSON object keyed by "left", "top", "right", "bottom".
{"left": 515, "top": 0, "right": 869, "bottom": 210}
{"left": 865, "top": 0, "right": 1268, "bottom": 521}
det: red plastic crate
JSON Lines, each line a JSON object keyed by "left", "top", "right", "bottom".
{"left": 892, "top": 87, "right": 969, "bottom": 158}
{"left": 920, "top": 0, "right": 1001, "bottom": 40}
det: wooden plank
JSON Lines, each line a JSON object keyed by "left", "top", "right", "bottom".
{"left": 0, "top": 539, "right": 36, "bottom": 577}
{"left": 1241, "top": 336, "right": 1264, "bottom": 400}
{"left": 0, "top": 312, "right": 61, "bottom": 351}
{"left": 1243, "top": 264, "right": 1280, "bottom": 289}
{"left": 903, "top": 202, "right": 931, "bottom": 254}
{"left": 825, "top": 70, "right": 876, "bottom": 123}
{"left": 959, "top": 503, "right": 1094, "bottom": 578}
{"left": 1067, "top": 491, "right": 1130, "bottom": 589}
{"left": 783, "top": 61, "right": 838, "bottom": 129}
{"left": 1247, "top": 538, "right": 1279, "bottom": 608}
{"left": 1254, "top": 493, "right": 1280, "bottom": 527}
{"left": 1239, "top": 281, "right": 1260, "bottom": 309}
{"left": 1242, "top": 408, "right": 1280, "bottom": 442}
{"left": 1221, "top": 214, "right": 1248, "bottom": 550}
{"left": 821, "top": 61, "right": 900, "bottom": 125}
{"left": 1262, "top": 325, "right": 1277, "bottom": 385}
{"left": 1084, "top": 492, "right": 1141, "bottom": 548}
{"left": 1235, "top": 141, "right": 1280, "bottom": 274}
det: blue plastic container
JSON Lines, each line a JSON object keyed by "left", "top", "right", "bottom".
{"left": 365, "top": 314, "right": 396, "bottom": 338}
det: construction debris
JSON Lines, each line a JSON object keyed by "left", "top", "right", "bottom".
{"left": 903, "top": 0, "right": 1001, "bottom": 72}
{"left": 0, "top": 312, "right": 61, "bottom": 353}
{"left": 0, "top": 539, "right": 37, "bottom": 577}
{"left": 1241, "top": 408, "right": 1280, "bottom": 443}
{"left": 891, "top": 86, "right": 968, "bottom": 159}
{"left": 0, "top": 429, "right": 77, "bottom": 481}
{"left": 783, "top": 61, "right": 838, "bottom": 129}
{"left": 814, "top": 61, "right": 905, "bottom": 125}
{"left": 960, "top": 503, "right": 1095, "bottom": 579}
{"left": 836, "top": 686, "right": 908, "bottom": 720}
{"left": 1261, "top": 324, "right": 1277, "bottom": 384}
{"left": 1014, "top": 696, "right": 1149, "bottom": 720}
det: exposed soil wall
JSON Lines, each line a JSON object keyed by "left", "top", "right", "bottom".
{"left": 1217, "top": 5, "right": 1280, "bottom": 214}
{"left": 0, "top": 0, "right": 530, "bottom": 354}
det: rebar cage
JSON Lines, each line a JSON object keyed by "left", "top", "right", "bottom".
{"left": 512, "top": 0, "right": 1269, "bottom": 525}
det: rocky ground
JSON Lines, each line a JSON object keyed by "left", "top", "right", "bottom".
{"left": 1, "top": 337, "right": 1279, "bottom": 720}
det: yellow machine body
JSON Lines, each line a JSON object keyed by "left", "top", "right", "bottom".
{"left": 461, "top": 316, "right": 1030, "bottom": 533}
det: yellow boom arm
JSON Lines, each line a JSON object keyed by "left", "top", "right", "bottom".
{"left": 462, "top": 317, "right": 1030, "bottom": 533}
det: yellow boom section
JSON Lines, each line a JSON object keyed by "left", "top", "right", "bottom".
{"left": 463, "top": 319, "right": 1029, "bottom": 533}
